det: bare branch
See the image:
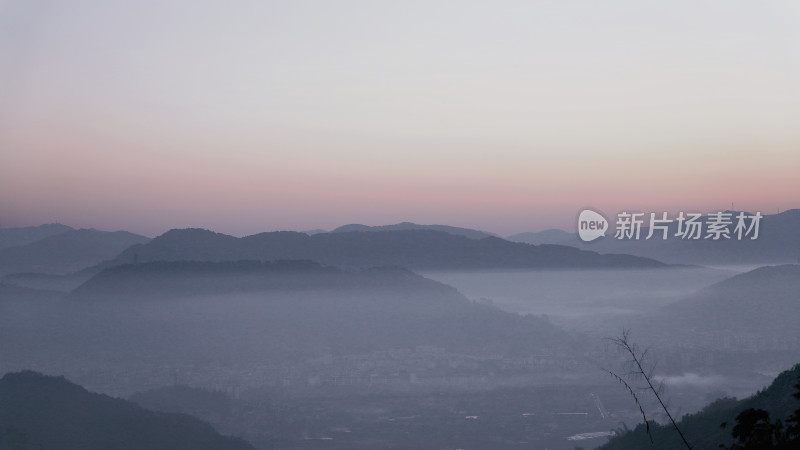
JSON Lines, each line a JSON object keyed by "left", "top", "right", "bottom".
{"left": 601, "top": 367, "right": 654, "bottom": 447}
{"left": 604, "top": 330, "right": 693, "bottom": 450}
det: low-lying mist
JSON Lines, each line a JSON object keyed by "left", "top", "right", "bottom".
{"left": 423, "top": 266, "right": 735, "bottom": 322}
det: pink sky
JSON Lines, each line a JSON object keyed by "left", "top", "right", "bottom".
{"left": 1, "top": 1, "right": 799, "bottom": 237}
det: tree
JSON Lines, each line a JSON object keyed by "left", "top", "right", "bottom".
{"left": 721, "top": 380, "right": 800, "bottom": 449}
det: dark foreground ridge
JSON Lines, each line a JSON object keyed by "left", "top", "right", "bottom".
{"left": 0, "top": 370, "right": 255, "bottom": 450}
{"left": 598, "top": 363, "right": 800, "bottom": 449}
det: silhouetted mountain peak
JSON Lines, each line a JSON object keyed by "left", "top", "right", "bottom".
{"left": 154, "top": 228, "right": 237, "bottom": 244}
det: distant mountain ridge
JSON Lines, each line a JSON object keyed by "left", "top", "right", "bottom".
{"left": 0, "top": 371, "right": 255, "bottom": 450}
{"left": 332, "top": 221, "right": 496, "bottom": 239}
{"left": 0, "top": 228, "right": 150, "bottom": 276}
{"left": 0, "top": 223, "right": 73, "bottom": 250}
{"left": 103, "top": 228, "right": 665, "bottom": 271}
{"left": 508, "top": 209, "right": 800, "bottom": 265}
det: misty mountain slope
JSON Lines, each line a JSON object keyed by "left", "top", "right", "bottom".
{"left": 24, "top": 260, "right": 579, "bottom": 364}
{"left": 0, "top": 371, "right": 255, "bottom": 450}
{"left": 0, "top": 223, "right": 74, "bottom": 251}
{"left": 616, "top": 264, "right": 800, "bottom": 350}
{"left": 69, "top": 259, "right": 456, "bottom": 300}
{"left": 332, "top": 221, "right": 497, "bottom": 239}
{"left": 106, "top": 227, "right": 666, "bottom": 270}
{"left": 598, "top": 362, "right": 800, "bottom": 450}
{"left": 0, "top": 228, "right": 150, "bottom": 276}
{"left": 521, "top": 209, "right": 800, "bottom": 265}
{"left": 659, "top": 264, "right": 800, "bottom": 332}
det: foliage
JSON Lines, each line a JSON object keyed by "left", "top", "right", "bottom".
{"left": 721, "top": 380, "right": 800, "bottom": 449}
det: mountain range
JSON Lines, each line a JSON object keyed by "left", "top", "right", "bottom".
{"left": 102, "top": 227, "right": 665, "bottom": 271}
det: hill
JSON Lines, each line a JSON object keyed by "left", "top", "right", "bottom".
{"left": 0, "top": 223, "right": 74, "bottom": 250}
{"left": 69, "top": 259, "right": 454, "bottom": 300}
{"left": 634, "top": 264, "right": 800, "bottom": 349}
{"left": 598, "top": 363, "right": 800, "bottom": 449}
{"left": 332, "top": 221, "right": 496, "bottom": 239}
{"left": 603, "top": 265, "right": 800, "bottom": 354}
{"left": 104, "top": 228, "right": 666, "bottom": 271}
{"left": 62, "top": 260, "right": 574, "bottom": 360}
{"left": 0, "top": 370, "right": 255, "bottom": 450}
{"left": 662, "top": 264, "right": 800, "bottom": 326}
{"left": 0, "top": 229, "right": 150, "bottom": 276}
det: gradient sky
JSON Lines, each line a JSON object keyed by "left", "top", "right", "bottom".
{"left": 1, "top": 0, "right": 799, "bottom": 237}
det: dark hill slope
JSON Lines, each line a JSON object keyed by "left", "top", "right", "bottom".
{"left": 0, "top": 370, "right": 255, "bottom": 450}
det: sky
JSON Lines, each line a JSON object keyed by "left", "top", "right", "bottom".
{"left": 1, "top": 0, "right": 799, "bottom": 237}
